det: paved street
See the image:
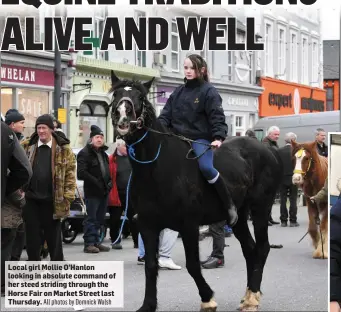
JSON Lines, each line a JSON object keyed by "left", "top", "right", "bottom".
{"left": 1, "top": 203, "right": 328, "bottom": 312}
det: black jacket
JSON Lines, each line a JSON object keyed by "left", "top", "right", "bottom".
{"left": 77, "top": 143, "right": 112, "bottom": 198}
{"left": 330, "top": 199, "right": 341, "bottom": 303}
{"left": 316, "top": 142, "right": 328, "bottom": 157}
{"left": 1, "top": 122, "right": 32, "bottom": 207}
{"left": 262, "top": 136, "right": 279, "bottom": 149}
{"left": 158, "top": 79, "right": 228, "bottom": 141}
{"left": 278, "top": 144, "right": 294, "bottom": 185}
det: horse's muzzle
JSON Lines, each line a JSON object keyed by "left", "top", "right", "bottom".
{"left": 292, "top": 173, "right": 303, "bottom": 186}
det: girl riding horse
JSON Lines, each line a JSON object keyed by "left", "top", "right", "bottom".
{"left": 158, "top": 54, "right": 238, "bottom": 226}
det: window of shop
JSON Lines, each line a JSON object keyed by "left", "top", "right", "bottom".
{"left": 135, "top": 10, "right": 147, "bottom": 67}
{"left": 301, "top": 35, "right": 309, "bottom": 84}
{"left": 326, "top": 86, "right": 334, "bottom": 111}
{"left": 311, "top": 39, "right": 319, "bottom": 83}
{"left": 290, "top": 30, "right": 298, "bottom": 82}
{"left": 78, "top": 101, "right": 108, "bottom": 147}
{"left": 171, "top": 19, "right": 179, "bottom": 72}
{"left": 277, "top": 26, "right": 286, "bottom": 79}
{"left": 1, "top": 87, "right": 14, "bottom": 116}
{"left": 235, "top": 116, "right": 244, "bottom": 136}
{"left": 17, "top": 89, "right": 49, "bottom": 139}
{"left": 265, "top": 21, "right": 273, "bottom": 76}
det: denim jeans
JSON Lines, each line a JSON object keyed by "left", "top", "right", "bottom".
{"left": 83, "top": 196, "right": 108, "bottom": 247}
{"left": 192, "top": 139, "right": 219, "bottom": 181}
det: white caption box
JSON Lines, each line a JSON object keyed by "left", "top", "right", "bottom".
{"left": 5, "top": 261, "right": 124, "bottom": 309}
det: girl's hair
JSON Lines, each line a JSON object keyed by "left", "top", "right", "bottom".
{"left": 186, "top": 54, "right": 210, "bottom": 82}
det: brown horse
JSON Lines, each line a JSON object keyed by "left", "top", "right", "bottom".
{"left": 291, "top": 140, "right": 328, "bottom": 259}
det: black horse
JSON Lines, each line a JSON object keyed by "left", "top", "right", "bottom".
{"left": 109, "top": 70, "right": 283, "bottom": 312}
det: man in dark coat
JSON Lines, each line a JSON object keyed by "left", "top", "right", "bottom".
{"left": 315, "top": 128, "right": 328, "bottom": 157}
{"left": 278, "top": 132, "right": 299, "bottom": 227}
{"left": 262, "top": 126, "right": 280, "bottom": 225}
{"left": 1, "top": 121, "right": 32, "bottom": 295}
{"left": 77, "top": 125, "right": 112, "bottom": 253}
{"left": 330, "top": 198, "right": 341, "bottom": 312}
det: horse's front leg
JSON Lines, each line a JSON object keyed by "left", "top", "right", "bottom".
{"left": 306, "top": 200, "right": 320, "bottom": 254}
{"left": 180, "top": 222, "right": 216, "bottom": 312}
{"left": 137, "top": 223, "right": 160, "bottom": 312}
{"left": 316, "top": 203, "right": 328, "bottom": 259}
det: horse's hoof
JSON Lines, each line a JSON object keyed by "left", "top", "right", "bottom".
{"left": 241, "top": 306, "right": 259, "bottom": 311}
{"left": 136, "top": 304, "right": 156, "bottom": 312}
{"left": 200, "top": 298, "right": 217, "bottom": 312}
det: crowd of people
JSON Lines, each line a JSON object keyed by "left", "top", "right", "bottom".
{"left": 1, "top": 54, "right": 334, "bottom": 301}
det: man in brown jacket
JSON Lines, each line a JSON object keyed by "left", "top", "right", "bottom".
{"left": 22, "top": 114, "right": 76, "bottom": 261}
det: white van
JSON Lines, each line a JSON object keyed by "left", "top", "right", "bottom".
{"left": 252, "top": 110, "right": 341, "bottom": 147}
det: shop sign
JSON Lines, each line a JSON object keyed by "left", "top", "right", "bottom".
{"left": 1, "top": 65, "right": 54, "bottom": 87}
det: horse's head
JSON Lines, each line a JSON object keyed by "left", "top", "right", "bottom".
{"left": 291, "top": 140, "right": 316, "bottom": 186}
{"left": 109, "top": 70, "right": 155, "bottom": 137}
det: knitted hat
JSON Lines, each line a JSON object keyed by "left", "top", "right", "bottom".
{"left": 35, "top": 114, "right": 54, "bottom": 130}
{"left": 90, "top": 125, "right": 104, "bottom": 138}
{"left": 5, "top": 109, "right": 25, "bottom": 125}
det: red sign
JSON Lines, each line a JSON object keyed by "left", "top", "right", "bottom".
{"left": 1, "top": 65, "right": 54, "bottom": 87}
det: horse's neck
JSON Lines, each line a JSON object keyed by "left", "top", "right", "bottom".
{"left": 310, "top": 153, "right": 327, "bottom": 188}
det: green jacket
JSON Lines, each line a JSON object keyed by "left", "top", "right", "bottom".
{"left": 313, "top": 178, "right": 328, "bottom": 204}
{"left": 22, "top": 132, "right": 76, "bottom": 219}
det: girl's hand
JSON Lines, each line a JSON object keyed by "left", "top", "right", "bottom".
{"left": 330, "top": 302, "right": 341, "bottom": 312}
{"left": 211, "top": 140, "right": 222, "bottom": 148}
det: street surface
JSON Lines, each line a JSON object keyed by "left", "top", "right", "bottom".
{"left": 1, "top": 203, "right": 328, "bottom": 311}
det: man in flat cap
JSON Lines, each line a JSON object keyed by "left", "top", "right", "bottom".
{"left": 21, "top": 114, "right": 76, "bottom": 261}
{"left": 77, "top": 125, "right": 112, "bottom": 253}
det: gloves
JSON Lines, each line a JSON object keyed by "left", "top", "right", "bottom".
{"left": 7, "top": 189, "right": 26, "bottom": 209}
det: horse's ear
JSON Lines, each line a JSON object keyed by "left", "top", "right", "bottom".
{"left": 143, "top": 77, "right": 155, "bottom": 93}
{"left": 111, "top": 70, "right": 120, "bottom": 87}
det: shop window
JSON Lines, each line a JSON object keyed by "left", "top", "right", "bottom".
{"left": 326, "top": 86, "right": 334, "bottom": 111}
{"left": 17, "top": 89, "right": 49, "bottom": 139}
{"left": 1, "top": 87, "right": 13, "bottom": 117}
{"left": 77, "top": 101, "right": 108, "bottom": 148}
{"left": 254, "top": 129, "right": 264, "bottom": 142}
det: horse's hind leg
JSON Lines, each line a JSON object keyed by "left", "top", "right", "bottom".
{"left": 232, "top": 215, "right": 256, "bottom": 310}
{"left": 137, "top": 225, "right": 160, "bottom": 312}
{"left": 180, "top": 223, "right": 216, "bottom": 312}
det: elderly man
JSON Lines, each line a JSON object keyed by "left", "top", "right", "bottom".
{"left": 278, "top": 132, "right": 299, "bottom": 227}
{"left": 315, "top": 128, "right": 328, "bottom": 157}
{"left": 262, "top": 126, "right": 280, "bottom": 149}
{"left": 22, "top": 114, "right": 76, "bottom": 261}
{"left": 262, "top": 126, "right": 280, "bottom": 225}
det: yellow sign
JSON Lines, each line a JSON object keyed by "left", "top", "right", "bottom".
{"left": 58, "top": 108, "right": 67, "bottom": 124}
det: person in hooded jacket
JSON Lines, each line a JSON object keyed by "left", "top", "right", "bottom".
{"left": 158, "top": 54, "right": 237, "bottom": 226}
{"left": 21, "top": 114, "right": 76, "bottom": 261}
{"left": 1, "top": 121, "right": 32, "bottom": 295}
{"left": 4, "top": 109, "right": 27, "bottom": 261}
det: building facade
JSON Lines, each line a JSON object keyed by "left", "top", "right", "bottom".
{"left": 69, "top": 56, "right": 159, "bottom": 151}
{"left": 323, "top": 40, "right": 339, "bottom": 111}
{"left": 1, "top": 51, "right": 71, "bottom": 139}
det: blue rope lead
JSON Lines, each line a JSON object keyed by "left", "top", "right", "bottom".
{"left": 126, "top": 130, "right": 162, "bottom": 164}
{"left": 111, "top": 172, "right": 132, "bottom": 246}
{"left": 111, "top": 130, "right": 162, "bottom": 246}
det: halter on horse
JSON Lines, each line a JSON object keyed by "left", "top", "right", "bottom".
{"left": 109, "top": 70, "right": 283, "bottom": 312}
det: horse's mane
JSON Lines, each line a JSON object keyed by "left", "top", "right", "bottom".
{"left": 109, "top": 79, "right": 148, "bottom": 96}
{"left": 301, "top": 142, "right": 328, "bottom": 179}
{"left": 109, "top": 78, "right": 157, "bottom": 124}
